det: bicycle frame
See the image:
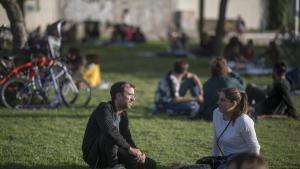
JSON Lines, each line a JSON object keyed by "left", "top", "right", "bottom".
{"left": 0, "top": 55, "right": 47, "bottom": 85}
{"left": 8, "top": 20, "right": 89, "bottom": 108}
{"left": 15, "top": 59, "right": 80, "bottom": 108}
{"left": 51, "top": 60, "right": 79, "bottom": 92}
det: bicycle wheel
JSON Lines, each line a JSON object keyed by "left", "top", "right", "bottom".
{"left": 60, "top": 77, "right": 92, "bottom": 108}
{"left": 1, "top": 78, "right": 32, "bottom": 108}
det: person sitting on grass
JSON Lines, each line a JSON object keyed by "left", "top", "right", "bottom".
{"left": 212, "top": 88, "right": 260, "bottom": 169}
{"left": 261, "top": 41, "right": 281, "bottom": 66}
{"left": 82, "top": 54, "right": 110, "bottom": 89}
{"left": 82, "top": 54, "right": 101, "bottom": 87}
{"left": 247, "top": 61, "right": 299, "bottom": 120}
{"left": 223, "top": 36, "right": 243, "bottom": 63}
{"left": 82, "top": 81, "right": 156, "bottom": 169}
{"left": 241, "top": 39, "right": 255, "bottom": 62}
{"left": 154, "top": 59, "right": 204, "bottom": 116}
{"left": 192, "top": 57, "right": 246, "bottom": 121}
{"left": 132, "top": 27, "right": 146, "bottom": 43}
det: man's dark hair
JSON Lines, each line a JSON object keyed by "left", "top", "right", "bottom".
{"left": 110, "top": 81, "right": 135, "bottom": 101}
{"left": 174, "top": 59, "right": 188, "bottom": 74}
{"left": 273, "top": 61, "right": 286, "bottom": 76}
{"left": 211, "top": 57, "right": 229, "bottom": 76}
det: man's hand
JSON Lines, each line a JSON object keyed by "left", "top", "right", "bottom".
{"left": 128, "top": 147, "right": 142, "bottom": 157}
{"left": 136, "top": 153, "right": 146, "bottom": 164}
{"left": 128, "top": 147, "right": 146, "bottom": 164}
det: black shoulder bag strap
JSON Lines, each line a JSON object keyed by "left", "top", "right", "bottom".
{"left": 216, "top": 121, "right": 231, "bottom": 156}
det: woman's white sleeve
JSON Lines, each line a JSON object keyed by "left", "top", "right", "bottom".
{"left": 240, "top": 119, "right": 261, "bottom": 154}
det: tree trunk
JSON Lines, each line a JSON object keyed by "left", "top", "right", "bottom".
{"left": 17, "top": 0, "right": 26, "bottom": 16}
{"left": 0, "top": 0, "right": 27, "bottom": 50}
{"left": 213, "top": 0, "right": 228, "bottom": 56}
{"left": 267, "top": 0, "right": 290, "bottom": 30}
{"left": 198, "top": 0, "right": 205, "bottom": 46}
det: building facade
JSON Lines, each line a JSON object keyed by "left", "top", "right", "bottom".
{"left": 0, "top": 0, "right": 267, "bottom": 40}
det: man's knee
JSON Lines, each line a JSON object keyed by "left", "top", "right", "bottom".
{"left": 97, "top": 137, "right": 119, "bottom": 168}
{"left": 117, "top": 147, "right": 138, "bottom": 166}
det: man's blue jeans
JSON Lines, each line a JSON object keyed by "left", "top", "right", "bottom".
{"left": 164, "top": 78, "right": 201, "bottom": 115}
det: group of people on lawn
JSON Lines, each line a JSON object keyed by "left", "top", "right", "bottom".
{"left": 81, "top": 57, "right": 298, "bottom": 169}
{"left": 155, "top": 58, "right": 298, "bottom": 120}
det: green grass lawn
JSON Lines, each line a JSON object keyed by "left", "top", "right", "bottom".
{"left": 0, "top": 42, "right": 300, "bottom": 169}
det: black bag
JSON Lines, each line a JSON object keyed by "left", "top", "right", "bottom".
{"left": 196, "top": 156, "right": 228, "bottom": 169}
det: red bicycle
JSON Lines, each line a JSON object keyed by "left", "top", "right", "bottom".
{"left": 0, "top": 24, "right": 47, "bottom": 87}
{"left": 0, "top": 54, "right": 47, "bottom": 86}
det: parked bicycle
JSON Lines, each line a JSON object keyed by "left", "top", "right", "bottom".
{"left": 0, "top": 54, "right": 47, "bottom": 86}
{"left": 1, "top": 20, "right": 92, "bottom": 108}
{"left": 1, "top": 58, "right": 91, "bottom": 108}
{"left": 0, "top": 24, "right": 49, "bottom": 88}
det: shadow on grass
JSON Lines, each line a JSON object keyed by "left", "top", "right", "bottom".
{"left": 0, "top": 163, "right": 169, "bottom": 169}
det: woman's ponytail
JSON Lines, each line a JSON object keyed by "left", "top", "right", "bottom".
{"left": 222, "top": 88, "right": 249, "bottom": 124}
{"left": 239, "top": 92, "right": 249, "bottom": 115}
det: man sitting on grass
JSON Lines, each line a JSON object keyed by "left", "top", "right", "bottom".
{"left": 248, "top": 61, "right": 299, "bottom": 120}
{"left": 154, "top": 59, "right": 204, "bottom": 116}
{"left": 82, "top": 81, "right": 156, "bottom": 169}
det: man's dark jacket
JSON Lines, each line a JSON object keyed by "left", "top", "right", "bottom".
{"left": 82, "top": 101, "right": 137, "bottom": 167}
